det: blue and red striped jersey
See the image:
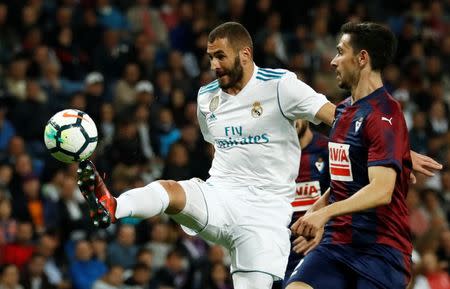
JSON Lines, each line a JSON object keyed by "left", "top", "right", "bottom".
{"left": 322, "top": 87, "right": 413, "bottom": 255}
{"left": 291, "top": 132, "right": 330, "bottom": 213}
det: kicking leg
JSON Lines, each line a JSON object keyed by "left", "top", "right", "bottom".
{"left": 232, "top": 272, "right": 273, "bottom": 289}
{"left": 115, "top": 180, "right": 186, "bottom": 218}
{"left": 77, "top": 160, "right": 188, "bottom": 228}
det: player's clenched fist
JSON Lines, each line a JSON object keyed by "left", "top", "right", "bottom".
{"left": 291, "top": 209, "right": 330, "bottom": 238}
{"left": 292, "top": 227, "right": 324, "bottom": 255}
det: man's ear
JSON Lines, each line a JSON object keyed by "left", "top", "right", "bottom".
{"left": 358, "top": 49, "right": 369, "bottom": 67}
{"left": 239, "top": 47, "right": 252, "bottom": 65}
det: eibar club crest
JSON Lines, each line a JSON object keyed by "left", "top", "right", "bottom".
{"left": 355, "top": 116, "right": 363, "bottom": 133}
{"left": 315, "top": 157, "right": 324, "bottom": 173}
{"left": 251, "top": 101, "right": 263, "bottom": 118}
{"left": 209, "top": 95, "right": 220, "bottom": 112}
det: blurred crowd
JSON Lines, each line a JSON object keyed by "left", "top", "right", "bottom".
{"left": 0, "top": 0, "right": 448, "bottom": 289}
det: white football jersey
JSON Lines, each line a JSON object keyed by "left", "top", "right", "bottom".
{"left": 197, "top": 65, "right": 329, "bottom": 200}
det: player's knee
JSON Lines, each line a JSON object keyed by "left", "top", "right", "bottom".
{"left": 286, "top": 281, "right": 314, "bottom": 289}
{"left": 232, "top": 272, "right": 273, "bottom": 289}
{"left": 157, "top": 180, "right": 186, "bottom": 214}
{"left": 158, "top": 180, "right": 179, "bottom": 192}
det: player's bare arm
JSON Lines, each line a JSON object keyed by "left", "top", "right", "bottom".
{"left": 314, "top": 102, "right": 336, "bottom": 127}
{"left": 294, "top": 166, "right": 396, "bottom": 238}
{"left": 304, "top": 188, "right": 330, "bottom": 215}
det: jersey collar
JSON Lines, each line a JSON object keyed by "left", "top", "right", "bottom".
{"left": 351, "top": 86, "right": 386, "bottom": 105}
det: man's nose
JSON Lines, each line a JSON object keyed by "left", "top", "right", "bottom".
{"left": 330, "top": 57, "right": 337, "bottom": 67}
{"left": 210, "top": 58, "right": 219, "bottom": 70}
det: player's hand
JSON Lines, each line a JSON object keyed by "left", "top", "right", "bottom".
{"left": 409, "top": 173, "right": 417, "bottom": 184}
{"left": 292, "top": 227, "right": 324, "bottom": 255}
{"left": 290, "top": 209, "right": 315, "bottom": 235}
{"left": 410, "top": 151, "right": 442, "bottom": 177}
{"left": 292, "top": 209, "right": 329, "bottom": 239}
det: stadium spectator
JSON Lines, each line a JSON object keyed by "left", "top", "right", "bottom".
{"left": 154, "top": 249, "right": 189, "bottom": 289}
{"left": 2, "top": 221, "right": 35, "bottom": 270}
{"left": 91, "top": 264, "right": 125, "bottom": 289}
{"left": 20, "top": 253, "right": 56, "bottom": 289}
{"left": 124, "top": 262, "right": 152, "bottom": 289}
{"left": 0, "top": 263, "right": 23, "bottom": 289}
{"left": 0, "top": 197, "right": 16, "bottom": 246}
{"left": 126, "top": 0, "right": 168, "bottom": 47}
{"left": 69, "top": 239, "right": 107, "bottom": 289}
{"left": 113, "top": 62, "right": 141, "bottom": 113}
{"left": 106, "top": 224, "right": 138, "bottom": 270}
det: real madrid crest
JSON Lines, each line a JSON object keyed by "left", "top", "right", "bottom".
{"left": 251, "top": 101, "right": 263, "bottom": 118}
{"left": 209, "top": 95, "right": 220, "bottom": 112}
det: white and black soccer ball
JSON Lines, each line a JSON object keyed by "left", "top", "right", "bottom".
{"left": 44, "top": 109, "right": 98, "bottom": 163}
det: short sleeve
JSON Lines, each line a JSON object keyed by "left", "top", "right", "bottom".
{"left": 364, "top": 109, "right": 406, "bottom": 172}
{"left": 197, "top": 105, "right": 214, "bottom": 144}
{"left": 277, "top": 72, "right": 329, "bottom": 124}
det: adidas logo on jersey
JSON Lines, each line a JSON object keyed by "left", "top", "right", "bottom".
{"left": 207, "top": 113, "right": 217, "bottom": 122}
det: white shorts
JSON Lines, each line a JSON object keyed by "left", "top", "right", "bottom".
{"left": 172, "top": 178, "right": 292, "bottom": 280}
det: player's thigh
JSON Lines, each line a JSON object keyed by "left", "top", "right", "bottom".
{"left": 282, "top": 251, "right": 304, "bottom": 288}
{"left": 351, "top": 245, "right": 411, "bottom": 289}
{"left": 170, "top": 178, "right": 228, "bottom": 245}
{"left": 232, "top": 271, "right": 273, "bottom": 289}
{"left": 229, "top": 223, "right": 291, "bottom": 280}
{"left": 355, "top": 276, "right": 384, "bottom": 289}
{"left": 285, "top": 246, "right": 351, "bottom": 289}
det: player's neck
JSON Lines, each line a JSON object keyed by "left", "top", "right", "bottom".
{"left": 351, "top": 70, "right": 383, "bottom": 103}
{"left": 224, "top": 64, "right": 255, "bottom": 95}
{"left": 299, "top": 128, "right": 313, "bottom": 149}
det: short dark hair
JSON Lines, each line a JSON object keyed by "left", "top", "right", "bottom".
{"left": 208, "top": 22, "right": 253, "bottom": 52}
{"left": 340, "top": 22, "right": 397, "bottom": 71}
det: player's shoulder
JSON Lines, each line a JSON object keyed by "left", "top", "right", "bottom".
{"left": 369, "top": 89, "right": 403, "bottom": 116}
{"left": 198, "top": 79, "right": 220, "bottom": 96}
{"left": 364, "top": 90, "right": 407, "bottom": 130}
{"left": 197, "top": 79, "right": 220, "bottom": 104}
{"left": 256, "top": 67, "right": 293, "bottom": 82}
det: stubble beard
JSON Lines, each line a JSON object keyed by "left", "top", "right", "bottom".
{"left": 218, "top": 55, "right": 244, "bottom": 90}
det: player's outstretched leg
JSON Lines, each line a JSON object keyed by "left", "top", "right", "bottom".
{"left": 77, "top": 160, "right": 188, "bottom": 229}
{"left": 77, "top": 160, "right": 117, "bottom": 228}
{"left": 232, "top": 272, "right": 274, "bottom": 289}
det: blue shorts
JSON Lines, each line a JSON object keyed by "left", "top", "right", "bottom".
{"left": 286, "top": 243, "right": 411, "bottom": 289}
{"left": 283, "top": 212, "right": 305, "bottom": 288}
{"left": 283, "top": 211, "right": 305, "bottom": 288}
{"left": 282, "top": 241, "right": 304, "bottom": 288}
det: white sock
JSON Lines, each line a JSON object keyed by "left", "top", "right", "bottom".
{"left": 115, "top": 181, "right": 170, "bottom": 219}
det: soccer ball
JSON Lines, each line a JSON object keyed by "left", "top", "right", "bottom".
{"left": 44, "top": 109, "right": 98, "bottom": 163}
